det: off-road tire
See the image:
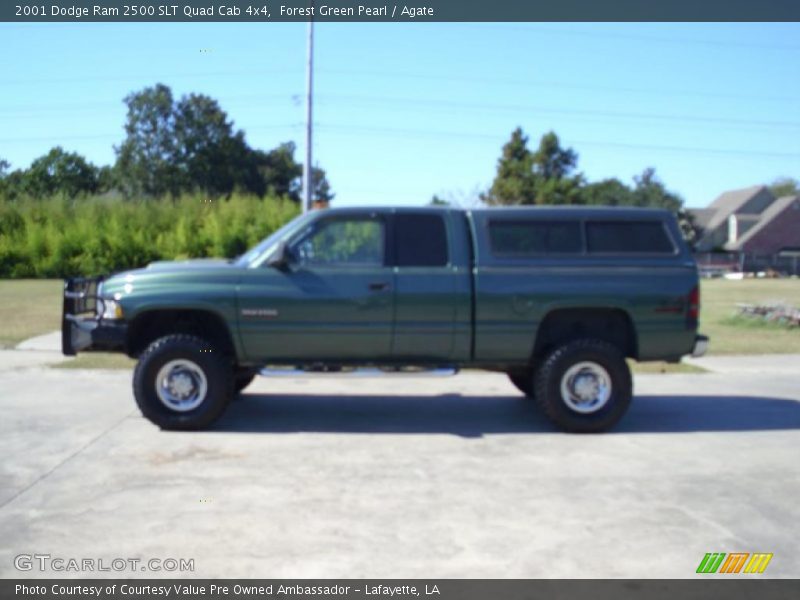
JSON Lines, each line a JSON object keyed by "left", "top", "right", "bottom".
{"left": 508, "top": 371, "right": 534, "bottom": 398}
{"left": 534, "top": 339, "right": 632, "bottom": 433}
{"left": 133, "top": 334, "right": 233, "bottom": 430}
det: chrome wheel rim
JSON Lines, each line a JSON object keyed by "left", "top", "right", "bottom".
{"left": 155, "top": 359, "right": 208, "bottom": 412}
{"left": 559, "top": 361, "right": 612, "bottom": 414}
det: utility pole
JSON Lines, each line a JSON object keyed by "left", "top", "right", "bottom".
{"left": 302, "top": 12, "right": 314, "bottom": 214}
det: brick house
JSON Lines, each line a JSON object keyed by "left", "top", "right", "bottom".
{"left": 691, "top": 186, "right": 800, "bottom": 254}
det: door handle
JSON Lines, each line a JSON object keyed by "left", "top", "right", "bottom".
{"left": 368, "top": 282, "right": 390, "bottom": 292}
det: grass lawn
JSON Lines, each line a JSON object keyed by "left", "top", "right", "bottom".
{"left": 0, "top": 279, "right": 63, "bottom": 348}
{"left": 628, "top": 360, "right": 706, "bottom": 374}
{"left": 52, "top": 354, "right": 137, "bottom": 370}
{"left": 0, "top": 277, "right": 797, "bottom": 370}
{"left": 700, "top": 278, "right": 800, "bottom": 354}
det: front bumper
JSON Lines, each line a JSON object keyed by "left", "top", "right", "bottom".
{"left": 62, "top": 277, "right": 127, "bottom": 355}
{"left": 691, "top": 334, "right": 709, "bottom": 358}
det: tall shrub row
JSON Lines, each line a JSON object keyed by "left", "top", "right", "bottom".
{"left": 0, "top": 194, "right": 299, "bottom": 278}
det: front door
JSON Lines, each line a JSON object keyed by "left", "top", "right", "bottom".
{"left": 237, "top": 212, "right": 394, "bottom": 362}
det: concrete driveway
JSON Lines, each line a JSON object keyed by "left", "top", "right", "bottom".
{"left": 1, "top": 350, "right": 799, "bottom": 578}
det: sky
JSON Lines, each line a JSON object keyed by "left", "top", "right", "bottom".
{"left": 1, "top": 22, "right": 799, "bottom": 208}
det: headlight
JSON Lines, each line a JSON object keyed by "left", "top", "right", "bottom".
{"left": 99, "top": 299, "right": 124, "bottom": 320}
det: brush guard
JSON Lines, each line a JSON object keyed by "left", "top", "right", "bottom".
{"left": 62, "top": 276, "right": 126, "bottom": 355}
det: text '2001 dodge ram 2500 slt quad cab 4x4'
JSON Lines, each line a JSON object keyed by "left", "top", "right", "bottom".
{"left": 63, "top": 206, "right": 708, "bottom": 432}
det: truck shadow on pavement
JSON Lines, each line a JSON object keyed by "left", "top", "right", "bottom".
{"left": 213, "top": 393, "right": 800, "bottom": 437}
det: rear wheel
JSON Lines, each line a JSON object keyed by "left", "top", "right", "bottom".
{"left": 534, "top": 339, "right": 631, "bottom": 433}
{"left": 133, "top": 334, "right": 233, "bottom": 430}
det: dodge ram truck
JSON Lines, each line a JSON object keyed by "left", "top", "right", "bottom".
{"left": 62, "top": 206, "right": 708, "bottom": 432}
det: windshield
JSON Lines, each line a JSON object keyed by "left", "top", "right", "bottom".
{"left": 234, "top": 212, "right": 313, "bottom": 268}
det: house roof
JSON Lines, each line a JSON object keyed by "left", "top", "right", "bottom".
{"left": 708, "top": 185, "right": 765, "bottom": 210}
{"left": 688, "top": 208, "right": 716, "bottom": 229}
{"left": 731, "top": 214, "right": 760, "bottom": 224}
{"left": 704, "top": 185, "right": 772, "bottom": 233}
{"left": 726, "top": 195, "right": 800, "bottom": 250}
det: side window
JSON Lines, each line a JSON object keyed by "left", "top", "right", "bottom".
{"left": 586, "top": 221, "right": 674, "bottom": 254}
{"left": 293, "top": 218, "right": 385, "bottom": 267}
{"left": 394, "top": 213, "right": 449, "bottom": 267}
{"left": 488, "top": 220, "right": 582, "bottom": 256}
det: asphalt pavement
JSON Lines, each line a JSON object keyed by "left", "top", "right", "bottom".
{"left": 1, "top": 348, "right": 799, "bottom": 578}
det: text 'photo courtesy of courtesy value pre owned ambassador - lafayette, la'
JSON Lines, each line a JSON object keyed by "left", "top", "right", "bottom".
{"left": 62, "top": 206, "right": 708, "bottom": 433}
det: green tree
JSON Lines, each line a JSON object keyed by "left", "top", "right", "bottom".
{"left": 1, "top": 170, "right": 25, "bottom": 200}
{"left": 630, "top": 168, "right": 682, "bottom": 211}
{"left": 250, "top": 142, "right": 302, "bottom": 199}
{"left": 115, "top": 84, "right": 256, "bottom": 197}
{"left": 769, "top": 177, "right": 799, "bottom": 198}
{"left": 580, "top": 178, "right": 634, "bottom": 206}
{"left": 115, "top": 83, "right": 180, "bottom": 197}
{"left": 114, "top": 84, "right": 334, "bottom": 202}
{"left": 533, "top": 131, "right": 578, "bottom": 181}
{"left": 248, "top": 143, "right": 333, "bottom": 204}
{"left": 529, "top": 132, "right": 583, "bottom": 204}
{"left": 481, "top": 127, "right": 536, "bottom": 205}
{"left": 173, "top": 93, "right": 252, "bottom": 196}
{"left": 0, "top": 158, "right": 9, "bottom": 197}
{"left": 97, "top": 165, "right": 118, "bottom": 194}
{"left": 629, "top": 168, "right": 699, "bottom": 243}
{"left": 581, "top": 170, "right": 682, "bottom": 211}
{"left": 18, "top": 147, "right": 99, "bottom": 198}
{"left": 311, "top": 166, "right": 334, "bottom": 204}
{"left": 482, "top": 128, "right": 583, "bottom": 205}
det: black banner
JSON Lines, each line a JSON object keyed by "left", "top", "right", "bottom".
{"left": 4, "top": 580, "right": 800, "bottom": 600}
{"left": 3, "top": 0, "right": 800, "bottom": 23}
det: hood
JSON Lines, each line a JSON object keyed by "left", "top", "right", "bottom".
{"left": 144, "top": 258, "right": 235, "bottom": 272}
{"left": 100, "top": 258, "right": 242, "bottom": 299}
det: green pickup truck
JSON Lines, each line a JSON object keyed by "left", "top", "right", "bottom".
{"left": 62, "top": 206, "right": 707, "bottom": 432}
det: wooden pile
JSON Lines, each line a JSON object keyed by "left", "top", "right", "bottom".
{"left": 736, "top": 303, "right": 800, "bottom": 328}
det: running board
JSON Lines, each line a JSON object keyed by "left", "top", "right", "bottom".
{"left": 259, "top": 366, "right": 459, "bottom": 378}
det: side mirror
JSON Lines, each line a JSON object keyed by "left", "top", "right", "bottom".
{"left": 266, "top": 241, "right": 294, "bottom": 270}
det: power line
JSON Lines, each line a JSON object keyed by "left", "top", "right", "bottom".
{"left": 4, "top": 21, "right": 797, "bottom": 52}
{"left": 315, "top": 123, "right": 800, "bottom": 159}
{"left": 2, "top": 66, "right": 797, "bottom": 105}
{"left": 2, "top": 67, "right": 297, "bottom": 87}
{"left": 315, "top": 94, "right": 800, "bottom": 130}
{"left": 2, "top": 60, "right": 797, "bottom": 105}
{"left": 2, "top": 120, "right": 797, "bottom": 161}
{"left": 2, "top": 92, "right": 797, "bottom": 133}
{"left": 455, "top": 23, "right": 800, "bottom": 52}
{"left": 0, "top": 124, "right": 302, "bottom": 144}
{"left": 319, "top": 68, "right": 799, "bottom": 105}
{"left": 0, "top": 93, "right": 299, "bottom": 116}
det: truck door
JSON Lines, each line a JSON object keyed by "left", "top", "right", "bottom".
{"left": 237, "top": 212, "right": 394, "bottom": 362}
{"left": 390, "top": 212, "right": 466, "bottom": 361}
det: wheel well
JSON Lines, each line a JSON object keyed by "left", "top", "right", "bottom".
{"left": 126, "top": 309, "right": 236, "bottom": 359}
{"left": 533, "top": 308, "right": 637, "bottom": 361}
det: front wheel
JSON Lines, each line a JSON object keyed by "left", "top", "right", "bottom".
{"left": 534, "top": 339, "right": 632, "bottom": 433}
{"left": 133, "top": 334, "right": 234, "bottom": 430}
